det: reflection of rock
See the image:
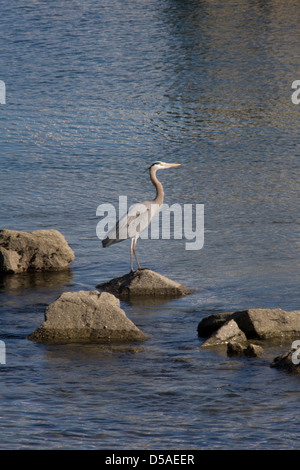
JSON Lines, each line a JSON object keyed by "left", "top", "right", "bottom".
{"left": 96, "top": 268, "right": 192, "bottom": 300}
{"left": 0, "top": 270, "right": 73, "bottom": 292}
{"left": 43, "top": 343, "right": 144, "bottom": 362}
{"left": 0, "top": 229, "right": 75, "bottom": 273}
{"left": 28, "top": 290, "right": 147, "bottom": 344}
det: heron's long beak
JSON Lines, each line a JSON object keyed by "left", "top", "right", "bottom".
{"left": 165, "top": 163, "right": 181, "bottom": 168}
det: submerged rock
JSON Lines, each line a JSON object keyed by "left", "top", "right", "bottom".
{"left": 270, "top": 347, "right": 300, "bottom": 375}
{"left": 227, "top": 342, "right": 264, "bottom": 358}
{"left": 226, "top": 342, "right": 245, "bottom": 356}
{"left": 0, "top": 229, "right": 75, "bottom": 273}
{"left": 96, "top": 268, "right": 192, "bottom": 300}
{"left": 244, "top": 343, "right": 264, "bottom": 358}
{"left": 28, "top": 290, "right": 147, "bottom": 344}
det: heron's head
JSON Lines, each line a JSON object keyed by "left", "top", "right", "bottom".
{"left": 149, "top": 161, "right": 181, "bottom": 171}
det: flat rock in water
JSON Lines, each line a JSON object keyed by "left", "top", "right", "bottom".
{"left": 0, "top": 229, "right": 75, "bottom": 273}
{"left": 28, "top": 290, "right": 147, "bottom": 344}
{"left": 96, "top": 268, "right": 192, "bottom": 300}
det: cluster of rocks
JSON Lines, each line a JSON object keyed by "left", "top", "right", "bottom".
{"left": 1, "top": 229, "right": 299, "bottom": 376}
{"left": 1, "top": 229, "right": 190, "bottom": 346}
{"left": 198, "top": 308, "right": 300, "bottom": 373}
{"left": 27, "top": 267, "right": 191, "bottom": 344}
{"left": 198, "top": 308, "right": 300, "bottom": 342}
{"left": 28, "top": 267, "right": 191, "bottom": 343}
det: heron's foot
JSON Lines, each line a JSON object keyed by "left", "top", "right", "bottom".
{"left": 129, "top": 266, "right": 144, "bottom": 273}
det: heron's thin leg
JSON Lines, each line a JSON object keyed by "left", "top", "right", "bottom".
{"left": 133, "top": 238, "right": 141, "bottom": 270}
{"left": 130, "top": 238, "right": 134, "bottom": 272}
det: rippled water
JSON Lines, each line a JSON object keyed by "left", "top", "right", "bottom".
{"left": 0, "top": 0, "right": 300, "bottom": 450}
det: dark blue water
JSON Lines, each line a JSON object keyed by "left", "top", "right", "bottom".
{"left": 0, "top": 0, "right": 299, "bottom": 449}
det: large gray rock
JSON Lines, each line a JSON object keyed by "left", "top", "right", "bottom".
{"left": 198, "top": 308, "right": 300, "bottom": 341}
{"left": 0, "top": 229, "right": 75, "bottom": 273}
{"left": 97, "top": 268, "right": 192, "bottom": 300}
{"left": 28, "top": 290, "right": 147, "bottom": 344}
{"left": 200, "top": 319, "right": 247, "bottom": 347}
{"left": 233, "top": 308, "right": 300, "bottom": 339}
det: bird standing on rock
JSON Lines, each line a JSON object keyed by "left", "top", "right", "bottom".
{"left": 102, "top": 161, "right": 181, "bottom": 272}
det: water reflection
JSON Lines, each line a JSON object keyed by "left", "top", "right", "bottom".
{"left": 42, "top": 342, "right": 144, "bottom": 364}
{"left": 0, "top": 270, "right": 73, "bottom": 294}
{"left": 156, "top": 0, "right": 300, "bottom": 145}
{"left": 124, "top": 295, "right": 190, "bottom": 308}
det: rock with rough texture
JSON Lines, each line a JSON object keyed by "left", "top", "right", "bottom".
{"left": 198, "top": 308, "right": 300, "bottom": 341}
{"left": 227, "top": 342, "right": 246, "bottom": 356}
{"left": 200, "top": 319, "right": 247, "bottom": 347}
{"left": 232, "top": 308, "right": 300, "bottom": 339}
{"left": 0, "top": 229, "right": 75, "bottom": 273}
{"left": 96, "top": 268, "right": 192, "bottom": 300}
{"left": 270, "top": 347, "right": 300, "bottom": 375}
{"left": 28, "top": 290, "right": 147, "bottom": 344}
{"left": 244, "top": 343, "right": 264, "bottom": 357}
{"left": 227, "top": 342, "right": 264, "bottom": 357}
{"left": 197, "top": 312, "right": 233, "bottom": 337}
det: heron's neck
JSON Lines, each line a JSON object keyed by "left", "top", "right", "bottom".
{"left": 150, "top": 168, "right": 164, "bottom": 205}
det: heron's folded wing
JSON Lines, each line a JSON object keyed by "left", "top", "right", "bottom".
{"left": 102, "top": 202, "right": 151, "bottom": 247}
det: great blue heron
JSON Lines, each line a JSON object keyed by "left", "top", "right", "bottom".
{"left": 102, "top": 161, "right": 181, "bottom": 272}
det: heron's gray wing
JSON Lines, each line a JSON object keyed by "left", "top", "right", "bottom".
{"left": 102, "top": 202, "right": 152, "bottom": 247}
{"left": 102, "top": 211, "right": 130, "bottom": 247}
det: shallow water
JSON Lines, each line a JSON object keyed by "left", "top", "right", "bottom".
{"left": 0, "top": 0, "right": 299, "bottom": 449}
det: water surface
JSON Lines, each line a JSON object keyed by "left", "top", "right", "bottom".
{"left": 0, "top": 0, "right": 299, "bottom": 449}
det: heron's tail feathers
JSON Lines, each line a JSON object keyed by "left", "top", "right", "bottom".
{"left": 102, "top": 236, "right": 123, "bottom": 248}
